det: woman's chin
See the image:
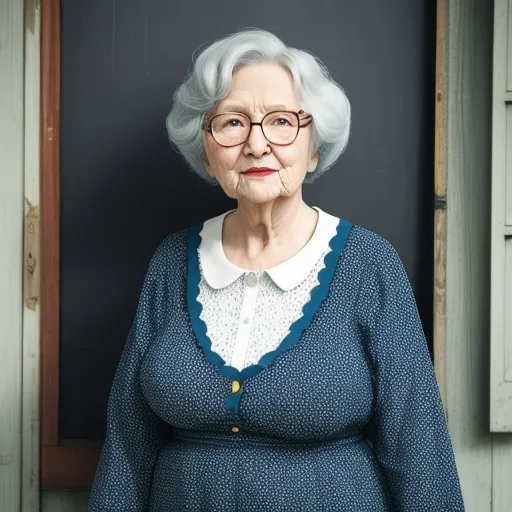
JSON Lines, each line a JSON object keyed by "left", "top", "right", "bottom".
{"left": 236, "top": 184, "right": 287, "bottom": 204}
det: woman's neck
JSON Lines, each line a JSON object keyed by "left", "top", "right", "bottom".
{"left": 222, "top": 196, "right": 319, "bottom": 270}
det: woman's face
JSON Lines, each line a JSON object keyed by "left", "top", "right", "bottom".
{"left": 203, "top": 62, "right": 318, "bottom": 204}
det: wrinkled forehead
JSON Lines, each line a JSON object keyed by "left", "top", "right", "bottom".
{"left": 214, "top": 63, "right": 301, "bottom": 115}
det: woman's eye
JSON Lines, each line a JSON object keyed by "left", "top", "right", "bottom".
{"left": 225, "top": 118, "right": 243, "bottom": 128}
{"left": 275, "top": 118, "right": 291, "bottom": 126}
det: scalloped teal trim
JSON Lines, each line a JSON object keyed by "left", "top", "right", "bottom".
{"left": 225, "top": 390, "right": 242, "bottom": 416}
{"left": 187, "top": 218, "right": 353, "bottom": 414}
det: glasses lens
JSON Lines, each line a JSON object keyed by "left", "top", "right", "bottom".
{"left": 211, "top": 113, "right": 250, "bottom": 146}
{"left": 263, "top": 112, "right": 299, "bottom": 144}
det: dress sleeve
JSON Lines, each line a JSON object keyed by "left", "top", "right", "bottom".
{"left": 357, "top": 239, "right": 464, "bottom": 511}
{"left": 88, "top": 243, "right": 172, "bottom": 512}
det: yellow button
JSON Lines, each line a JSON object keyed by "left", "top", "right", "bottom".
{"left": 231, "top": 426, "right": 240, "bottom": 433}
{"left": 231, "top": 380, "right": 241, "bottom": 393}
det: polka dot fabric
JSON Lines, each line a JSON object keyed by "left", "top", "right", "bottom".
{"left": 88, "top": 221, "right": 464, "bottom": 511}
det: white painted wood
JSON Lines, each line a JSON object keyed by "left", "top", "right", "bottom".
{"left": 507, "top": 106, "right": 512, "bottom": 225}
{"left": 22, "top": 1, "right": 41, "bottom": 511}
{"left": 505, "top": 239, "right": 512, "bottom": 383}
{"left": 0, "top": 0, "right": 25, "bottom": 510}
{"left": 42, "top": 491, "right": 89, "bottom": 512}
{"left": 492, "top": 434, "right": 512, "bottom": 511}
{"left": 491, "top": 0, "right": 512, "bottom": 433}
{"left": 507, "top": 0, "right": 512, "bottom": 91}
{"left": 490, "top": 1, "right": 512, "bottom": 510}
{"left": 445, "top": 0, "right": 494, "bottom": 509}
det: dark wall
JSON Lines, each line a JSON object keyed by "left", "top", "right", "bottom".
{"left": 60, "top": 0, "right": 436, "bottom": 440}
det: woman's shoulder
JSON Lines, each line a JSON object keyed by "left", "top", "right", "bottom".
{"left": 342, "top": 222, "right": 403, "bottom": 272}
{"left": 148, "top": 228, "right": 189, "bottom": 273}
{"left": 317, "top": 208, "right": 393, "bottom": 260}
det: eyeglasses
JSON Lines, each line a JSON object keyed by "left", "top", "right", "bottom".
{"left": 202, "top": 110, "right": 313, "bottom": 147}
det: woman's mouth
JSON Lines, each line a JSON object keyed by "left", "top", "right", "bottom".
{"left": 242, "top": 167, "right": 278, "bottom": 178}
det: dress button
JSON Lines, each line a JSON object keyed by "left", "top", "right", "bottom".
{"left": 245, "top": 272, "right": 258, "bottom": 287}
{"left": 243, "top": 317, "right": 250, "bottom": 325}
{"left": 231, "top": 380, "right": 241, "bottom": 393}
{"left": 231, "top": 426, "right": 240, "bottom": 433}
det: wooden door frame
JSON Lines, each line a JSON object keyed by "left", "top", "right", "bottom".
{"left": 433, "top": 0, "right": 448, "bottom": 404}
{"left": 39, "top": 0, "right": 449, "bottom": 489}
{"left": 40, "top": 0, "right": 101, "bottom": 488}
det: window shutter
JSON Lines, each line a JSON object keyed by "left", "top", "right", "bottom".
{"left": 490, "top": 0, "right": 512, "bottom": 432}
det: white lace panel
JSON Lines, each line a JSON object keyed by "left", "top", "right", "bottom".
{"left": 197, "top": 252, "right": 329, "bottom": 371}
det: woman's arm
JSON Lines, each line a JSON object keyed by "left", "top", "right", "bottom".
{"left": 88, "top": 240, "right": 173, "bottom": 512}
{"left": 357, "top": 235, "right": 464, "bottom": 511}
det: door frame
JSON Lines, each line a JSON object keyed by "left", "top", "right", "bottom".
{"left": 36, "top": 0, "right": 451, "bottom": 490}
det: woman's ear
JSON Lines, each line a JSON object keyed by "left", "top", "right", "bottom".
{"left": 307, "top": 151, "right": 319, "bottom": 174}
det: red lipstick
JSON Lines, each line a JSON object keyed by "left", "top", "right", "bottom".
{"left": 242, "top": 167, "right": 278, "bottom": 178}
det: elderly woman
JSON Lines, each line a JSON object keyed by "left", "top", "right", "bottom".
{"left": 88, "top": 29, "right": 464, "bottom": 511}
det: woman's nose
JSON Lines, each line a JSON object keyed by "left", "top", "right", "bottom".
{"left": 243, "top": 124, "right": 271, "bottom": 157}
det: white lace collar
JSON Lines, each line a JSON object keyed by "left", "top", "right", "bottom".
{"left": 198, "top": 207, "right": 340, "bottom": 291}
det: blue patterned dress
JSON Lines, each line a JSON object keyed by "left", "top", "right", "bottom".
{"left": 88, "top": 219, "right": 464, "bottom": 511}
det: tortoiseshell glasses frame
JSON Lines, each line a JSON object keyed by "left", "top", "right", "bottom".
{"left": 201, "top": 109, "right": 313, "bottom": 147}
